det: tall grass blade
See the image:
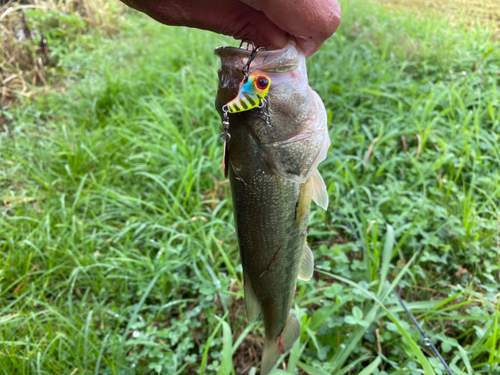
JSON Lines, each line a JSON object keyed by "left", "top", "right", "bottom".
{"left": 377, "top": 224, "right": 394, "bottom": 297}
{"left": 216, "top": 317, "right": 233, "bottom": 375}
{"left": 356, "top": 356, "right": 381, "bottom": 375}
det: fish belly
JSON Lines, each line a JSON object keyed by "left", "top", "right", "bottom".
{"left": 228, "top": 122, "right": 312, "bottom": 337}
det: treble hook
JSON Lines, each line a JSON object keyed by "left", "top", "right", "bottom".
{"left": 257, "top": 97, "right": 273, "bottom": 127}
{"left": 239, "top": 39, "right": 266, "bottom": 79}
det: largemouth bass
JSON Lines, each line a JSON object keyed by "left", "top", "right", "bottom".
{"left": 215, "top": 41, "right": 330, "bottom": 375}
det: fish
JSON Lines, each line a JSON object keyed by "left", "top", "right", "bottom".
{"left": 215, "top": 41, "right": 330, "bottom": 375}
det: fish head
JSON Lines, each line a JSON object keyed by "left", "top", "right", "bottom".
{"left": 214, "top": 43, "right": 300, "bottom": 113}
{"left": 215, "top": 41, "right": 330, "bottom": 182}
{"left": 215, "top": 42, "right": 307, "bottom": 139}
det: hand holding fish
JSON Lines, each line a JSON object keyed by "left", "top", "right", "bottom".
{"left": 119, "top": 0, "right": 341, "bottom": 57}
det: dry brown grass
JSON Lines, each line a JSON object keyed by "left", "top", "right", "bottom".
{"left": 378, "top": 0, "right": 500, "bottom": 33}
{"left": 0, "top": 0, "right": 124, "bottom": 107}
{"left": 1, "top": 4, "right": 39, "bottom": 104}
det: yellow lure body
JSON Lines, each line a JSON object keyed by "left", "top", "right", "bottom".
{"left": 226, "top": 73, "right": 271, "bottom": 113}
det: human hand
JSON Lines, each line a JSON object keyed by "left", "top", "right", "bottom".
{"left": 121, "top": 0, "right": 341, "bottom": 57}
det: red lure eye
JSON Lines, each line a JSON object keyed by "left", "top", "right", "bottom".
{"left": 256, "top": 77, "right": 269, "bottom": 90}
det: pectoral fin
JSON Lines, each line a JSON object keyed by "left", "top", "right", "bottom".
{"left": 243, "top": 272, "right": 261, "bottom": 321}
{"left": 295, "top": 178, "right": 313, "bottom": 226}
{"left": 311, "top": 169, "right": 328, "bottom": 210}
{"left": 298, "top": 244, "right": 314, "bottom": 281}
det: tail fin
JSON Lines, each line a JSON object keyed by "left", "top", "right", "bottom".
{"left": 261, "top": 312, "right": 301, "bottom": 375}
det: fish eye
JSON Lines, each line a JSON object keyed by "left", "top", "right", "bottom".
{"left": 256, "top": 77, "right": 269, "bottom": 90}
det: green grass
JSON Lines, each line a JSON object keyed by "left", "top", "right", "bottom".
{"left": 1, "top": 0, "right": 500, "bottom": 374}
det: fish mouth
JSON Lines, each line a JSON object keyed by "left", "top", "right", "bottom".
{"left": 214, "top": 41, "right": 301, "bottom": 73}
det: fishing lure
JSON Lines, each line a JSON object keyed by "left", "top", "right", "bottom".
{"left": 220, "top": 40, "right": 272, "bottom": 143}
{"left": 226, "top": 73, "right": 271, "bottom": 113}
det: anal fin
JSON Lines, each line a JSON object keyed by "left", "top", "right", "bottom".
{"left": 298, "top": 244, "right": 314, "bottom": 281}
{"left": 261, "top": 312, "right": 300, "bottom": 375}
{"left": 311, "top": 169, "right": 328, "bottom": 210}
{"left": 244, "top": 272, "right": 261, "bottom": 322}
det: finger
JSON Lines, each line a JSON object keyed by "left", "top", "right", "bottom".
{"left": 240, "top": 0, "right": 341, "bottom": 56}
{"left": 128, "top": 0, "right": 288, "bottom": 49}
